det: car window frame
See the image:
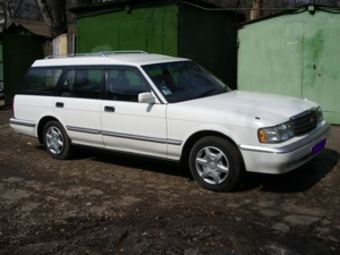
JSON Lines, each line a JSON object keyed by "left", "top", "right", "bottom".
{"left": 19, "top": 67, "right": 64, "bottom": 96}
{"left": 58, "top": 66, "right": 105, "bottom": 99}
{"left": 103, "top": 65, "right": 154, "bottom": 103}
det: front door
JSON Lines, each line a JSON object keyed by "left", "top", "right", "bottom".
{"left": 101, "top": 67, "right": 167, "bottom": 158}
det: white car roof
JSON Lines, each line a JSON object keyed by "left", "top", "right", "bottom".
{"left": 32, "top": 52, "right": 189, "bottom": 67}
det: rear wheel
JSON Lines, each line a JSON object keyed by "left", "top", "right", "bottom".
{"left": 189, "top": 136, "right": 244, "bottom": 192}
{"left": 43, "top": 121, "right": 72, "bottom": 159}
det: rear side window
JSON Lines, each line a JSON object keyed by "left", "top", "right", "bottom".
{"left": 61, "top": 68, "right": 104, "bottom": 99}
{"left": 21, "top": 68, "right": 63, "bottom": 95}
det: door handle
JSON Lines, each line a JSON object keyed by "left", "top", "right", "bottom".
{"left": 56, "top": 102, "right": 64, "bottom": 108}
{"left": 104, "top": 106, "right": 115, "bottom": 112}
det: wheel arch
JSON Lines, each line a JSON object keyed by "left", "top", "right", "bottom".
{"left": 179, "top": 131, "right": 241, "bottom": 170}
{"left": 37, "top": 116, "right": 61, "bottom": 144}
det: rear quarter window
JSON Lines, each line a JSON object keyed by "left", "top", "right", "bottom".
{"left": 21, "top": 68, "right": 63, "bottom": 95}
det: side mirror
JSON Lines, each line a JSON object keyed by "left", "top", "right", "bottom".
{"left": 138, "top": 92, "right": 156, "bottom": 104}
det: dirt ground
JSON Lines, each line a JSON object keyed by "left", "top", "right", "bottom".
{"left": 1, "top": 104, "right": 340, "bottom": 255}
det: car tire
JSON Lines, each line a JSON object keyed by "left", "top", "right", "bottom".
{"left": 43, "top": 120, "right": 72, "bottom": 160}
{"left": 189, "top": 136, "right": 244, "bottom": 192}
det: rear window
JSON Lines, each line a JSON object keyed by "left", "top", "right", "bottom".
{"left": 21, "top": 68, "right": 63, "bottom": 95}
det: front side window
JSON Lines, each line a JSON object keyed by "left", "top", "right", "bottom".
{"left": 105, "top": 67, "right": 150, "bottom": 102}
{"left": 61, "top": 68, "right": 103, "bottom": 99}
{"left": 143, "top": 61, "right": 230, "bottom": 103}
{"left": 21, "top": 68, "right": 63, "bottom": 95}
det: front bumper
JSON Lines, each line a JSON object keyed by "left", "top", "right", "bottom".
{"left": 239, "top": 122, "right": 331, "bottom": 174}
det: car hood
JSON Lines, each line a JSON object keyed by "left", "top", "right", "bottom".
{"left": 167, "top": 90, "right": 318, "bottom": 127}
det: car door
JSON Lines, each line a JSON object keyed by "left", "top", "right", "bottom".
{"left": 101, "top": 66, "right": 167, "bottom": 158}
{"left": 54, "top": 67, "right": 104, "bottom": 148}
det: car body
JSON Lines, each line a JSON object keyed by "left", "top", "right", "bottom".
{"left": 9, "top": 51, "right": 331, "bottom": 191}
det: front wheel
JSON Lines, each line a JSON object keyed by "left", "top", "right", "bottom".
{"left": 189, "top": 136, "right": 244, "bottom": 192}
{"left": 43, "top": 120, "right": 72, "bottom": 160}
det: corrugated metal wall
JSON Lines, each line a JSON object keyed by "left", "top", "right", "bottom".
{"left": 178, "top": 3, "right": 238, "bottom": 88}
{"left": 238, "top": 6, "right": 340, "bottom": 124}
{"left": 74, "top": 1, "right": 238, "bottom": 89}
{"left": 3, "top": 25, "right": 44, "bottom": 104}
{"left": 76, "top": 4, "right": 178, "bottom": 55}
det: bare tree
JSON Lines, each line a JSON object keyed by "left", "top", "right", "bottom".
{"left": 250, "top": 0, "right": 263, "bottom": 19}
{"left": 0, "top": 0, "right": 7, "bottom": 31}
{"left": 2, "top": 0, "right": 340, "bottom": 34}
{"left": 35, "top": 0, "right": 100, "bottom": 37}
{"left": 0, "top": 0, "right": 41, "bottom": 27}
{"left": 218, "top": 0, "right": 340, "bottom": 20}
{"left": 0, "top": 0, "right": 91, "bottom": 35}
{"left": 36, "top": 0, "right": 67, "bottom": 36}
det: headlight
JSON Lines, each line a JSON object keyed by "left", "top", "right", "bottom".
{"left": 315, "top": 107, "right": 323, "bottom": 123}
{"left": 258, "top": 122, "right": 295, "bottom": 143}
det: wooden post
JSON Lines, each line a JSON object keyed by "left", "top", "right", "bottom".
{"left": 52, "top": 34, "right": 68, "bottom": 56}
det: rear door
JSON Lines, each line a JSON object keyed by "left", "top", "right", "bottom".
{"left": 54, "top": 67, "right": 104, "bottom": 147}
{"left": 101, "top": 66, "right": 168, "bottom": 158}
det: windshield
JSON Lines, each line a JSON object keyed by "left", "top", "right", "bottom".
{"left": 142, "top": 61, "right": 231, "bottom": 103}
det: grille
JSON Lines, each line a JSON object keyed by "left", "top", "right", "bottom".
{"left": 290, "top": 109, "right": 318, "bottom": 136}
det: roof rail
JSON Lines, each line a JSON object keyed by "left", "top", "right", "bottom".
{"left": 102, "top": 50, "right": 148, "bottom": 56}
{"left": 44, "top": 50, "right": 148, "bottom": 59}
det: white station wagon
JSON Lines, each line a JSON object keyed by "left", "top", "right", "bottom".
{"left": 10, "top": 51, "right": 331, "bottom": 191}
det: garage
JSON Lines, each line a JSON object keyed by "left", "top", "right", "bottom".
{"left": 238, "top": 5, "right": 340, "bottom": 124}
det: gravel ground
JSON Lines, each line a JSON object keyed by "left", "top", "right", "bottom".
{"left": 1, "top": 104, "right": 340, "bottom": 255}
